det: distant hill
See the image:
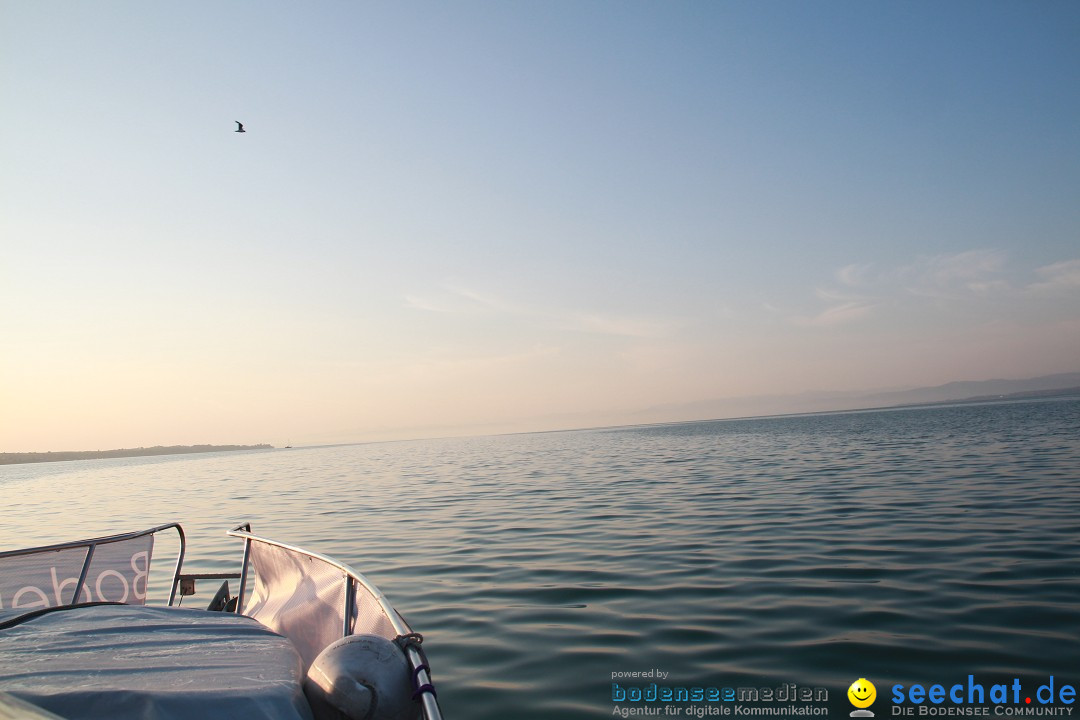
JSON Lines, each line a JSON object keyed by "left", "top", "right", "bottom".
{"left": 635, "top": 372, "right": 1080, "bottom": 425}
{"left": 0, "top": 444, "right": 274, "bottom": 466}
{"left": 891, "top": 385, "right": 1080, "bottom": 408}
{"left": 843, "top": 372, "right": 1080, "bottom": 409}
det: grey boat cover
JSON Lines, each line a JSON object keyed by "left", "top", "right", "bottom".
{"left": 0, "top": 604, "right": 314, "bottom": 720}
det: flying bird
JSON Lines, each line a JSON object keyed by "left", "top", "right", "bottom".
{"left": 235, "top": 121, "right": 246, "bottom": 133}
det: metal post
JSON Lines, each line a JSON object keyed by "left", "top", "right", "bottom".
{"left": 236, "top": 537, "right": 252, "bottom": 613}
{"left": 166, "top": 524, "right": 187, "bottom": 606}
{"left": 343, "top": 575, "right": 354, "bottom": 637}
{"left": 70, "top": 544, "right": 96, "bottom": 605}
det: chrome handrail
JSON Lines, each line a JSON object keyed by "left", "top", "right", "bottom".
{"left": 0, "top": 522, "right": 187, "bottom": 606}
{"left": 227, "top": 523, "right": 443, "bottom": 720}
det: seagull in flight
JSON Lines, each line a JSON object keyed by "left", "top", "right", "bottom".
{"left": 235, "top": 121, "right": 246, "bottom": 133}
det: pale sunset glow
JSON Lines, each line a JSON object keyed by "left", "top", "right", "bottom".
{"left": 2, "top": 2, "right": 1078, "bottom": 451}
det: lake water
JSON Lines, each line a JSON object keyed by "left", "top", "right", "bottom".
{"left": 2, "top": 398, "right": 1078, "bottom": 719}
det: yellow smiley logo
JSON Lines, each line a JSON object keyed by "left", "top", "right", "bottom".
{"left": 848, "top": 678, "right": 876, "bottom": 709}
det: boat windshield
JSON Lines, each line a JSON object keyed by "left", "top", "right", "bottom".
{"left": 0, "top": 523, "right": 185, "bottom": 610}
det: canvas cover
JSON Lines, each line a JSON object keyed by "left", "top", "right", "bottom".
{"left": 0, "top": 604, "right": 313, "bottom": 720}
{"left": 0, "top": 534, "right": 154, "bottom": 609}
{"left": 242, "top": 539, "right": 399, "bottom": 670}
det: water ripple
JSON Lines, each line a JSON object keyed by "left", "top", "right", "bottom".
{"left": 1, "top": 399, "right": 1078, "bottom": 718}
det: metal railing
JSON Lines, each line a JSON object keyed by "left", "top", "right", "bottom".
{"left": 228, "top": 523, "right": 443, "bottom": 720}
{"left": 0, "top": 522, "right": 186, "bottom": 606}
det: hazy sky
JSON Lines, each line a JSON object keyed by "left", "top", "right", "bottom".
{"left": 2, "top": 1, "right": 1079, "bottom": 450}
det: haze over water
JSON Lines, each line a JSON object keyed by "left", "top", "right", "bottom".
{"left": 1, "top": 398, "right": 1078, "bottom": 719}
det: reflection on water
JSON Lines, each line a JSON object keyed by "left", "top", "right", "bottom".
{"left": 2, "top": 398, "right": 1078, "bottom": 719}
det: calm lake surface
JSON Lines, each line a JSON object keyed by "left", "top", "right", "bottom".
{"left": 2, "top": 398, "right": 1078, "bottom": 719}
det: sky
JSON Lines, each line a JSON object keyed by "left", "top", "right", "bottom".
{"left": 2, "top": 1, "right": 1079, "bottom": 451}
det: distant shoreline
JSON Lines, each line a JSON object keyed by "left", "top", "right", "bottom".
{"left": 0, "top": 444, "right": 274, "bottom": 466}
{"left": 885, "top": 385, "right": 1080, "bottom": 410}
{"left": 3, "top": 387, "right": 1077, "bottom": 465}
{"left": 661, "top": 386, "right": 1080, "bottom": 429}
{"left": 507, "top": 386, "right": 1080, "bottom": 439}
